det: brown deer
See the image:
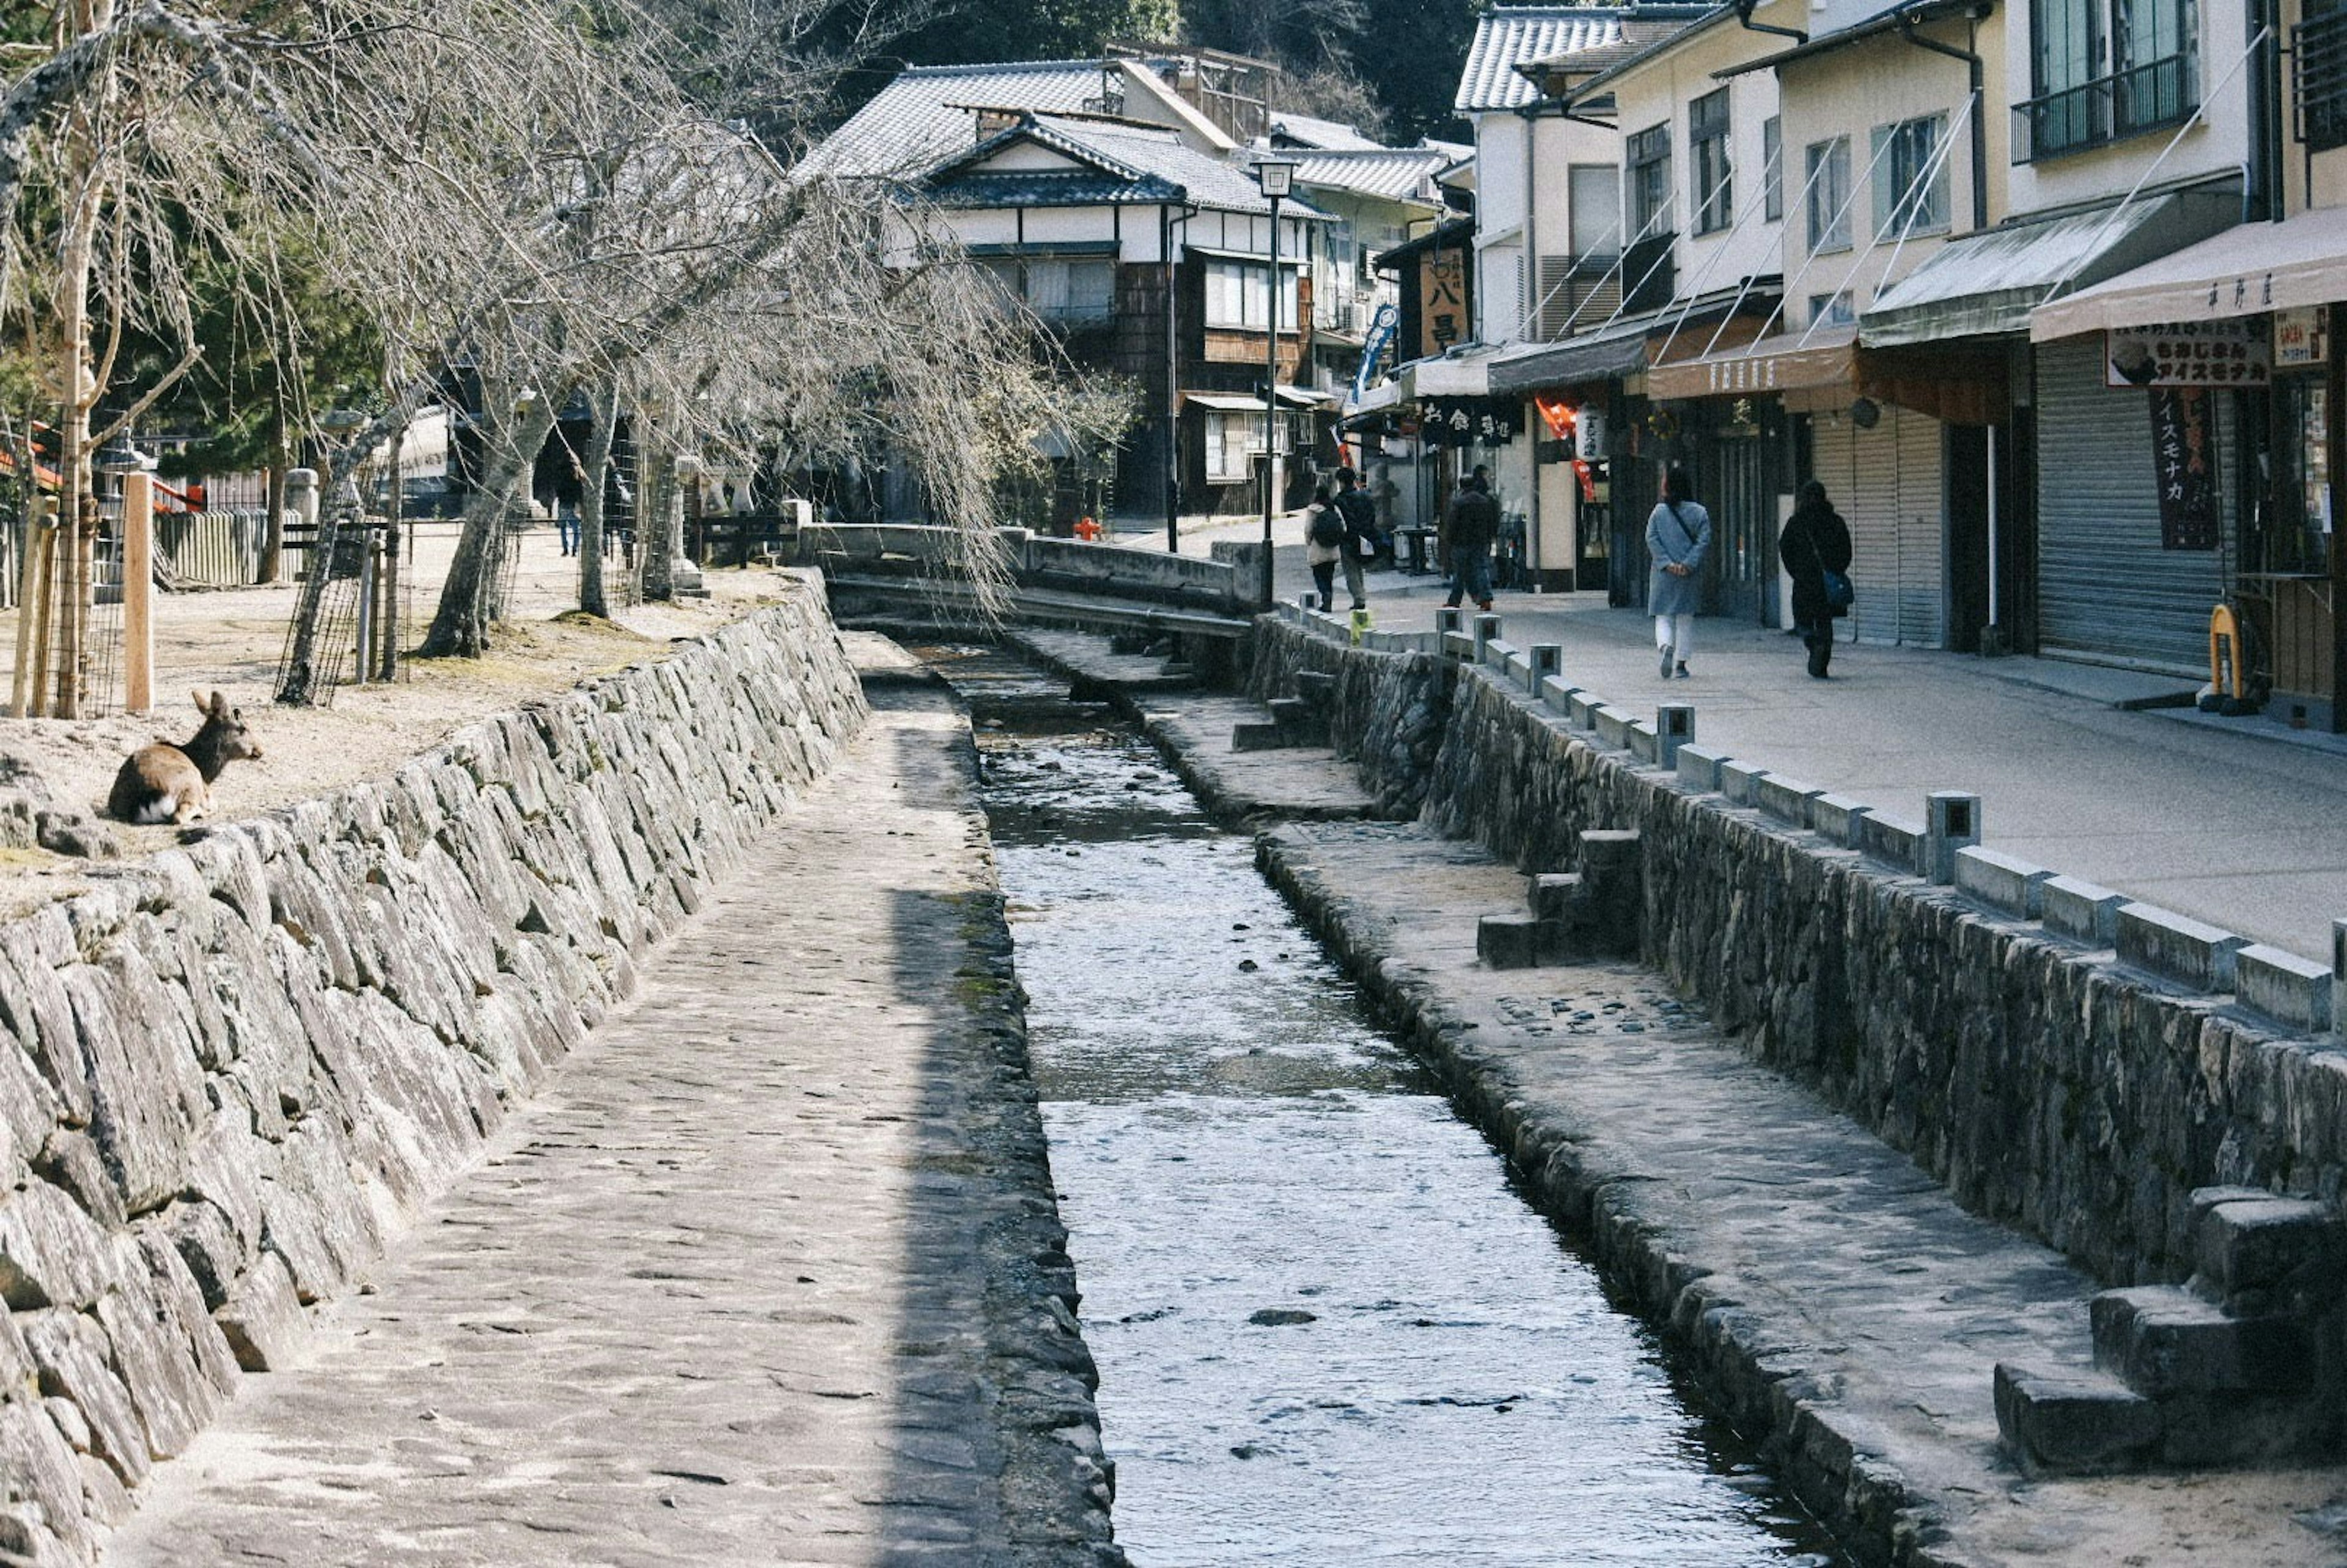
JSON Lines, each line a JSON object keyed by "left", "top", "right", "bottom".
{"left": 107, "top": 691, "right": 264, "bottom": 825}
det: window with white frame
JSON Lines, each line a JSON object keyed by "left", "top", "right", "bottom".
{"left": 1805, "top": 137, "right": 1851, "bottom": 254}
{"left": 1690, "top": 89, "right": 1733, "bottom": 234}
{"left": 1204, "top": 258, "right": 1301, "bottom": 330}
{"left": 1762, "top": 115, "right": 1782, "bottom": 221}
{"left": 1203, "top": 409, "right": 1263, "bottom": 482}
{"left": 1871, "top": 114, "right": 1950, "bottom": 238}
{"left": 1628, "top": 122, "right": 1672, "bottom": 238}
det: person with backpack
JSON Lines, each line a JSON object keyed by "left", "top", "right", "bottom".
{"left": 1304, "top": 483, "right": 1345, "bottom": 611}
{"left": 1646, "top": 466, "right": 1711, "bottom": 679}
{"left": 1332, "top": 466, "right": 1382, "bottom": 610}
{"left": 1779, "top": 478, "right": 1854, "bottom": 679}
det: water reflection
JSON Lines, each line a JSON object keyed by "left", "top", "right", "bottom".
{"left": 949, "top": 648, "right": 1840, "bottom": 1567}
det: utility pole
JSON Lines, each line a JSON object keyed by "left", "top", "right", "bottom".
{"left": 1254, "top": 158, "right": 1295, "bottom": 608}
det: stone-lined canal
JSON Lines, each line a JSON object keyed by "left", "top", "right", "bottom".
{"left": 945, "top": 648, "right": 1840, "bottom": 1567}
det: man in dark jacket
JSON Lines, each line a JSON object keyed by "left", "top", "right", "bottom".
{"left": 1442, "top": 469, "right": 1499, "bottom": 611}
{"left": 1332, "top": 467, "right": 1381, "bottom": 610}
{"left": 1779, "top": 479, "right": 1854, "bottom": 678}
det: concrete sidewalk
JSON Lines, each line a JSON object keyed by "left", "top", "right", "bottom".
{"left": 1122, "top": 515, "right": 2344, "bottom": 961}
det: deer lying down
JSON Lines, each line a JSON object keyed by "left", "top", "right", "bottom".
{"left": 108, "top": 691, "right": 263, "bottom": 825}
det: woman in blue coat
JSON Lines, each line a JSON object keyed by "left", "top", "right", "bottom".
{"left": 1645, "top": 466, "right": 1711, "bottom": 679}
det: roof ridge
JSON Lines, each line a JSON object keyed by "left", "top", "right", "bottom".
{"left": 901, "top": 59, "right": 1109, "bottom": 76}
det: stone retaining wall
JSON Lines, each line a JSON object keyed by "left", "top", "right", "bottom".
{"left": 0, "top": 588, "right": 867, "bottom": 1565}
{"left": 1253, "top": 617, "right": 2347, "bottom": 1290}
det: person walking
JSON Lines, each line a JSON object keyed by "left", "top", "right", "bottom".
{"left": 1779, "top": 478, "right": 1854, "bottom": 679}
{"left": 1442, "top": 468, "right": 1499, "bottom": 611}
{"left": 1304, "top": 483, "right": 1345, "bottom": 612}
{"left": 1332, "top": 466, "right": 1381, "bottom": 610}
{"left": 1646, "top": 466, "right": 1711, "bottom": 679}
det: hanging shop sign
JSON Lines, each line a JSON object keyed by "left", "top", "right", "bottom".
{"left": 1422, "top": 397, "right": 1524, "bottom": 449}
{"left": 2149, "top": 386, "right": 2221, "bottom": 551}
{"left": 1420, "top": 247, "right": 1469, "bottom": 359}
{"left": 2274, "top": 307, "right": 2329, "bottom": 368}
{"left": 2105, "top": 320, "right": 2269, "bottom": 389}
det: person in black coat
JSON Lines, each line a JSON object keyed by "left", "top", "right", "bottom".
{"left": 1779, "top": 479, "right": 1853, "bottom": 679}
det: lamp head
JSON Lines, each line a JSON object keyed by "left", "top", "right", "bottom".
{"left": 1255, "top": 158, "right": 1296, "bottom": 200}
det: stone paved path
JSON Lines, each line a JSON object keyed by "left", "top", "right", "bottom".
{"left": 103, "top": 678, "right": 1115, "bottom": 1568}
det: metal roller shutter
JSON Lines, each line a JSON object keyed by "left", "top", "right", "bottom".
{"left": 1812, "top": 405, "right": 1945, "bottom": 645}
{"left": 2035, "top": 337, "right": 2229, "bottom": 673}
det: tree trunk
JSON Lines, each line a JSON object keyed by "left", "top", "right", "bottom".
{"left": 420, "top": 393, "right": 559, "bottom": 658}
{"left": 640, "top": 441, "right": 675, "bottom": 602}
{"left": 578, "top": 380, "right": 617, "bottom": 619}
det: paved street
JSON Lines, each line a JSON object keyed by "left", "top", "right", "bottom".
{"left": 104, "top": 672, "right": 1117, "bottom": 1568}
{"left": 1134, "top": 514, "right": 2347, "bottom": 960}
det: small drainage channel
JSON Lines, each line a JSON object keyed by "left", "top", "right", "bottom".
{"left": 935, "top": 647, "right": 1840, "bottom": 1567}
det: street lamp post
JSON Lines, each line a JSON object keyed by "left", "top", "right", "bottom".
{"left": 1254, "top": 158, "right": 1295, "bottom": 608}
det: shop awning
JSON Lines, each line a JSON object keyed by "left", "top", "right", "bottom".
{"left": 1488, "top": 316, "right": 1658, "bottom": 394}
{"left": 1348, "top": 378, "right": 1404, "bottom": 414}
{"left": 1183, "top": 386, "right": 1331, "bottom": 414}
{"left": 2030, "top": 203, "right": 2347, "bottom": 341}
{"left": 1403, "top": 349, "right": 1496, "bottom": 398}
{"left": 1644, "top": 326, "right": 1857, "bottom": 401}
{"left": 1642, "top": 325, "right": 2010, "bottom": 423}
{"left": 1860, "top": 189, "right": 2238, "bottom": 348}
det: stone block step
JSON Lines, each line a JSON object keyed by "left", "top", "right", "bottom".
{"left": 1477, "top": 912, "right": 1548, "bottom": 970}
{"left": 2191, "top": 1191, "right": 2341, "bottom": 1311}
{"left": 1230, "top": 721, "right": 1288, "bottom": 752}
{"left": 1294, "top": 671, "right": 1336, "bottom": 705}
{"left": 1994, "top": 1362, "right": 2160, "bottom": 1476}
{"left": 1529, "top": 872, "right": 1581, "bottom": 923}
{"left": 2090, "top": 1284, "right": 2311, "bottom": 1398}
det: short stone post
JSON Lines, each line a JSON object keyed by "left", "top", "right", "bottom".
{"left": 1529, "top": 643, "right": 1561, "bottom": 692}
{"left": 1437, "top": 606, "right": 1464, "bottom": 636}
{"left": 1472, "top": 612, "right": 1502, "bottom": 663}
{"left": 1656, "top": 702, "right": 1694, "bottom": 769}
{"left": 1925, "top": 791, "right": 1982, "bottom": 884}
{"left": 2335, "top": 919, "right": 2346, "bottom": 1036}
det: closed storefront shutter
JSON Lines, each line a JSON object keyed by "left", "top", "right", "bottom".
{"left": 1810, "top": 404, "right": 1945, "bottom": 645}
{"left": 2035, "top": 337, "right": 2229, "bottom": 673}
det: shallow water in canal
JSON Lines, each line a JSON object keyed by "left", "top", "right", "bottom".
{"left": 946, "top": 650, "right": 1840, "bottom": 1568}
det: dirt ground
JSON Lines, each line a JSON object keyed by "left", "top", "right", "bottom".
{"left": 0, "top": 519, "right": 793, "bottom": 917}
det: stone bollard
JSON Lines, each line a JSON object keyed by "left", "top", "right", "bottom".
{"left": 1472, "top": 612, "right": 1502, "bottom": 664}
{"left": 1438, "top": 606, "right": 1464, "bottom": 637}
{"left": 1529, "top": 643, "right": 1562, "bottom": 693}
{"left": 2336, "top": 918, "right": 2347, "bottom": 1036}
{"left": 1656, "top": 703, "right": 1694, "bottom": 769}
{"left": 1925, "top": 791, "right": 1982, "bottom": 884}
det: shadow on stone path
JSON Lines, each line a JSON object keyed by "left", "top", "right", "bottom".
{"left": 103, "top": 680, "right": 1117, "bottom": 1568}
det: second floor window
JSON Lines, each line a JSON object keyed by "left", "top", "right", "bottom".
{"left": 1805, "top": 137, "right": 1851, "bottom": 254}
{"left": 1763, "top": 115, "right": 1783, "bottom": 221}
{"left": 1205, "top": 259, "right": 1301, "bottom": 331}
{"left": 1691, "top": 89, "right": 1733, "bottom": 233}
{"left": 1872, "top": 114, "right": 1950, "bottom": 238}
{"left": 980, "top": 257, "right": 1115, "bottom": 323}
{"left": 2026, "top": 0, "right": 2196, "bottom": 156}
{"left": 1628, "top": 122, "right": 1673, "bottom": 239}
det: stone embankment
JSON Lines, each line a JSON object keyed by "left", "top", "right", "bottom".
{"left": 0, "top": 585, "right": 1117, "bottom": 1565}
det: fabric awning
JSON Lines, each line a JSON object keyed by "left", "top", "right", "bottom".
{"left": 1860, "top": 189, "right": 2238, "bottom": 348}
{"left": 1488, "top": 317, "right": 1657, "bottom": 394}
{"left": 1642, "top": 325, "right": 2011, "bottom": 423}
{"left": 2030, "top": 203, "right": 2347, "bottom": 341}
{"left": 1644, "top": 326, "right": 1858, "bottom": 401}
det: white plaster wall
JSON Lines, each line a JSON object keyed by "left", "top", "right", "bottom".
{"left": 1607, "top": 20, "right": 1784, "bottom": 307}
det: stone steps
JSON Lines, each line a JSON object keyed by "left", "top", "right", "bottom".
{"left": 1997, "top": 1188, "right": 2346, "bottom": 1473}
{"left": 1475, "top": 829, "right": 1642, "bottom": 970}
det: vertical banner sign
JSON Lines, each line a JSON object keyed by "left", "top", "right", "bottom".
{"left": 1421, "top": 246, "right": 1467, "bottom": 358}
{"left": 1353, "top": 302, "right": 1398, "bottom": 402}
{"left": 2149, "top": 387, "right": 2220, "bottom": 550}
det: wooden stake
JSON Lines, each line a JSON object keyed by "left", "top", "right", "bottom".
{"left": 123, "top": 471, "right": 152, "bottom": 714}
{"left": 26, "top": 500, "right": 57, "bottom": 719}
{"left": 10, "top": 498, "right": 54, "bottom": 718}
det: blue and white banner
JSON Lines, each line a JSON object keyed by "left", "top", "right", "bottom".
{"left": 1352, "top": 303, "right": 1399, "bottom": 403}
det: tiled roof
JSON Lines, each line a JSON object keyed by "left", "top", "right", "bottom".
{"left": 927, "top": 169, "right": 1181, "bottom": 208}
{"left": 1457, "top": 5, "right": 1717, "bottom": 112}
{"left": 1458, "top": 9, "right": 1629, "bottom": 111}
{"left": 1286, "top": 148, "right": 1450, "bottom": 205}
{"left": 804, "top": 60, "right": 1123, "bottom": 178}
{"left": 916, "top": 112, "right": 1329, "bottom": 218}
{"left": 1269, "top": 112, "right": 1385, "bottom": 151}
{"left": 1062, "top": 118, "right": 1329, "bottom": 216}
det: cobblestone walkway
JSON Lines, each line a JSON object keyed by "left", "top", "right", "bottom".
{"left": 104, "top": 681, "right": 1115, "bottom": 1567}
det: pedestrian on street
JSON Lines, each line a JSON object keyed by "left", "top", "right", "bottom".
{"left": 1332, "top": 466, "right": 1381, "bottom": 610}
{"left": 1304, "top": 483, "right": 1345, "bottom": 612}
{"left": 1647, "top": 466, "right": 1711, "bottom": 679}
{"left": 1779, "top": 478, "right": 1854, "bottom": 679}
{"left": 1442, "top": 466, "right": 1499, "bottom": 612}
